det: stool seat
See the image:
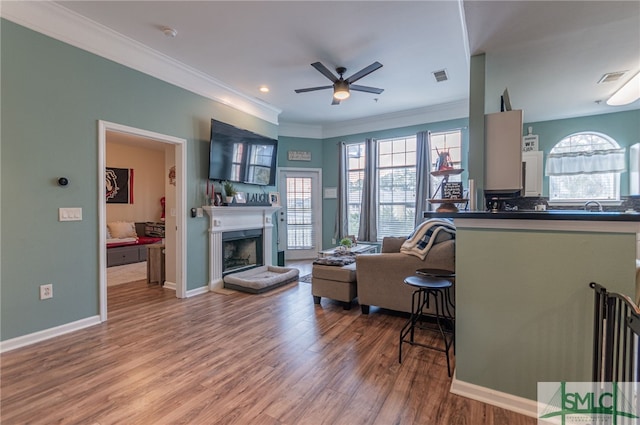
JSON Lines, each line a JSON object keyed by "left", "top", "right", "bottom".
{"left": 404, "top": 275, "right": 452, "bottom": 290}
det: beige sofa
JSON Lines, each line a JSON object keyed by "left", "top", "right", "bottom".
{"left": 356, "top": 237, "right": 455, "bottom": 314}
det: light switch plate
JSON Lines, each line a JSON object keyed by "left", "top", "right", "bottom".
{"left": 59, "top": 207, "right": 82, "bottom": 221}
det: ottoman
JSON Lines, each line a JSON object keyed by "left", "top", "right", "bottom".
{"left": 312, "top": 263, "right": 357, "bottom": 310}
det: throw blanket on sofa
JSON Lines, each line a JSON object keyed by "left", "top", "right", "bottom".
{"left": 400, "top": 219, "right": 456, "bottom": 260}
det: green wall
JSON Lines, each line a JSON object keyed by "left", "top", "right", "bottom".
{"left": 0, "top": 20, "right": 277, "bottom": 340}
{"left": 456, "top": 227, "right": 636, "bottom": 400}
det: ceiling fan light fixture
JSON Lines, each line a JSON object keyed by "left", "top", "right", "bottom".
{"left": 607, "top": 72, "right": 640, "bottom": 106}
{"left": 333, "top": 81, "right": 350, "bottom": 100}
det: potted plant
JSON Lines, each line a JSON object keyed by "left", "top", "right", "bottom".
{"left": 223, "top": 181, "right": 237, "bottom": 204}
{"left": 339, "top": 237, "right": 353, "bottom": 251}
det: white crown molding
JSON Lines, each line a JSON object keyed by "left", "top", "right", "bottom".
{"left": 0, "top": 1, "right": 282, "bottom": 125}
{"left": 317, "top": 99, "right": 469, "bottom": 139}
{"left": 278, "top": 122, "right": 324, "bottom": 139}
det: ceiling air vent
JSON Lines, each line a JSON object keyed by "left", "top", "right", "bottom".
{"left": 598, "top": 71, "right": 627, "bottom": 84}
{"left": 432, "top": 69, "right": 448, "bottom": 83}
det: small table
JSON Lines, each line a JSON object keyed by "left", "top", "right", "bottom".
{"left": 147, "top": 244, "right": 165, "bottom": 286}
{"left": 318, "top": 243, "right": 376, "bottom": 258}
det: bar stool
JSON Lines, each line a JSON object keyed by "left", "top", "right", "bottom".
{"left": 399, "top": 268, "right": 455, "bottom": 376}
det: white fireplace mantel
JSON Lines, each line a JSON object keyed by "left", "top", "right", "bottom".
{"left": 203, "top": 205, "right": 281, "bottom": 291}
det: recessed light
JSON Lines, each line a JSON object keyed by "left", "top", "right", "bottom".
{"left": 162, "top": 27, "right": 178, "bottom": 38}
{"left": 259, "top": 86, "right": 270, "bottom": 93}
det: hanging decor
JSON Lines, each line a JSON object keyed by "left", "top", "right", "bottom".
{"left": 105, "top": 167, "right": 134, "bottom": 204}
{"left": 168, "top": 165, "right": 176, "bottom": 186}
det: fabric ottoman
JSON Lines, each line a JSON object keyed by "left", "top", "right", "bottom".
{"left": 311, "top": 263, "right": 357, "bottom": 310}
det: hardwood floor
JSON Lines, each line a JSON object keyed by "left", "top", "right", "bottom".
{"left": 1, "top": 261, "right": 536, "bottom": 424}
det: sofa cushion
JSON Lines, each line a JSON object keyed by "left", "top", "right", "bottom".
{"left": 381, "top": 237, "right": 406, "bottom": 253}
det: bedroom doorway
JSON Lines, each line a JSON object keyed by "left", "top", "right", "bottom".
{"left": 98, "top": 121, "right": 187, "bottom": 321}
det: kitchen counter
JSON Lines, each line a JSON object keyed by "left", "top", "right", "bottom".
{"left": 425, "top": 210, "right": 640, "bottom": 221}
{"left": 440, "top": 208, "right": 638, "bottom": 410}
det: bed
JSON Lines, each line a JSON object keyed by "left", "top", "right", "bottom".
{"left": 107, "top": 222, "right": 163, "bottom": 267}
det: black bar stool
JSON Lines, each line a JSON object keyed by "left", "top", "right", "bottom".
{"left": 399, "top": 268, "right": 455, "bottom": 376}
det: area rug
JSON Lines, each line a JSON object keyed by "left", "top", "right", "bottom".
{"left": 299, "top": 273, "right": 312, "bottom": 283}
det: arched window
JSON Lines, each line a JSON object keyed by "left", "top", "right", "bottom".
{"left": 546, "top": 132, "right": 625, "bottom": 202}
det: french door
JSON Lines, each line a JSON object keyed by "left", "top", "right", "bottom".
{"left": 277, "top": 169, "right": 322, "bottom": 260}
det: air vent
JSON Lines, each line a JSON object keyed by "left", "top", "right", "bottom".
{"left": 432, "top": 69, "right": 448, "bottom": 83}
{"left": 598, "top": 71, "right": 627, "bottom": 84}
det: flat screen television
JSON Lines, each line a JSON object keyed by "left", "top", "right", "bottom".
{"left": 208, "top": 119, "right": 278, "bottom": 186}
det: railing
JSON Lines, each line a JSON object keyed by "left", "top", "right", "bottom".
{"left": 590, "top": 282, "right": 640, "bottom": 383}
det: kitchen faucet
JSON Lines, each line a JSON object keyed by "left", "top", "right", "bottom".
{"left": 584, "top": 200, "right": 603, "bottom": 212}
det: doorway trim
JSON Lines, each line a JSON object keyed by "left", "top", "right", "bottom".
{"left": 277, "top": 167, "right": 323, "bottom": 260}
{"left": 98, "top": 120, "right": 187, "bottom": 321}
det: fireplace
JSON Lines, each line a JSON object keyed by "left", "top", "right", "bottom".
{"left": 203, "top": 205, "right": 280, "bottom": 291}
{"left": 222, "top": 229, "right": 263, "bottom": 275}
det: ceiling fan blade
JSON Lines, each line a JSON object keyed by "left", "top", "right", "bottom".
{"left": 331, "top": 98, "right": 341, "bottom": 105}
{"left": 350, "top": 84, "right": 384, "bottom": 94}
{"left": 311, "top": 62, "right": 339, "bottom": 83}
{"left": 294, "top": 85, "right": 333, "bottom": 93}
{"left": 345, "top": 62, "right": 383, "bottom": 84}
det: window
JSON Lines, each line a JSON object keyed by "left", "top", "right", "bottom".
{"left": 346, "top": 143, "right": 365, "bottom": 237}
{"left": 429, "top": 131, "right": 462, "bottom": 197}
{"left": 345, "top": 136, "right": 417, "bottom": 240}
{"left": 547, "top": 132, "right": 624, "bottom": 203}
{"left": 377, "top": 136, "right": 417, "bottom": 238}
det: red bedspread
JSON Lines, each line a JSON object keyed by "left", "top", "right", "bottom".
{"left": 107, "top": 236, "right": 162, "bottom": 249}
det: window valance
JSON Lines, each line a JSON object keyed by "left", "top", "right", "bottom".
{"left": 545, "top": 148, "right": 626, "bottom": 176}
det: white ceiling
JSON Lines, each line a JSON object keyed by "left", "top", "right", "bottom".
{"left": 6, "top": 1, "right": 640, "bottom": 137}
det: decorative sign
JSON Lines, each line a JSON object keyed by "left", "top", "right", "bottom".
{"left": 522, "top": 134, "right": 539, "bottom": 152}
{"left": 288, "top": 150, "right": 312, "bottom": 161}
{"left": 441, "top": 182, "right": 463, "bottom": 199}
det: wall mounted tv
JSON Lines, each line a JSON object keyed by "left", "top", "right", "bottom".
{"left": 208, "top": 119, "right": 278, "bottom": 186}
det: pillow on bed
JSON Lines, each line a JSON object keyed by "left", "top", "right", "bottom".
{"left": 107, "top": 221, "right": 137, "bottom": 239}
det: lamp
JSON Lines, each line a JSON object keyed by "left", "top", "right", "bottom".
{"left": 607, "top": 72, "right": 640, "bottom": 106}
{"left": 333, "top": 81, "right": 350, "bottom": 100}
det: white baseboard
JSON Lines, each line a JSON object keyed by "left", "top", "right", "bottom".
{"left": 163, "top": 281, "right": 176, "bottom": 291}
{"left": 0, "top": 315, "right": 101, "bottom": 353}
{"left": 450, "top": 374, "right": 538, "bottom": 418}
{"left": 185, "top": 285, "right": 210, "bottom": 298}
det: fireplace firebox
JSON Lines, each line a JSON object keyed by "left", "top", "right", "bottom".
{"left": 221, "top": 229, "right": 264, "bottom": 275}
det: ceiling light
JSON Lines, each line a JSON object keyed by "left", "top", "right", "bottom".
{"left": 162, "top": 27, "right": 178, "bottom": 38}
{"left": 607, "top": 72, "right": 640, "bottom": 106}
{"left": 333, "top": 81, "right": 350, "bottom": 100}
{"left": 259, "top": 86, "right": 270, "bottom": 93}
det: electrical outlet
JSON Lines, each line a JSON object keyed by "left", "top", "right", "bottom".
{"left": 40, "top": 284, "right": 53, "bottom": 300}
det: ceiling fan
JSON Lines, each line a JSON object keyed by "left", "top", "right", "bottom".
{"left": 295, "top": 61, "right": 384, "bottom": 105}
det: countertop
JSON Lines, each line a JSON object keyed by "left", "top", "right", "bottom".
{"left": 423, "top": 210, "right": 640, "bottom": 222}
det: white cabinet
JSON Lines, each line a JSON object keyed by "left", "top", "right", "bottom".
{"left": 522, "top": 151, "right": 543, "bottom": 197}
{"left": 630, "top": 143, "right": 640, "bottom": 195}
{"left": 485, "top": 110, "right": 523, "bottom": 193}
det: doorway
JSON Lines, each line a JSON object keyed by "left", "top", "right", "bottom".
{"left": 277, "top": 168, "right": 322, "bottom": 260}
{"left": 98, "top": 121, "right": 187, "bottom": 321}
